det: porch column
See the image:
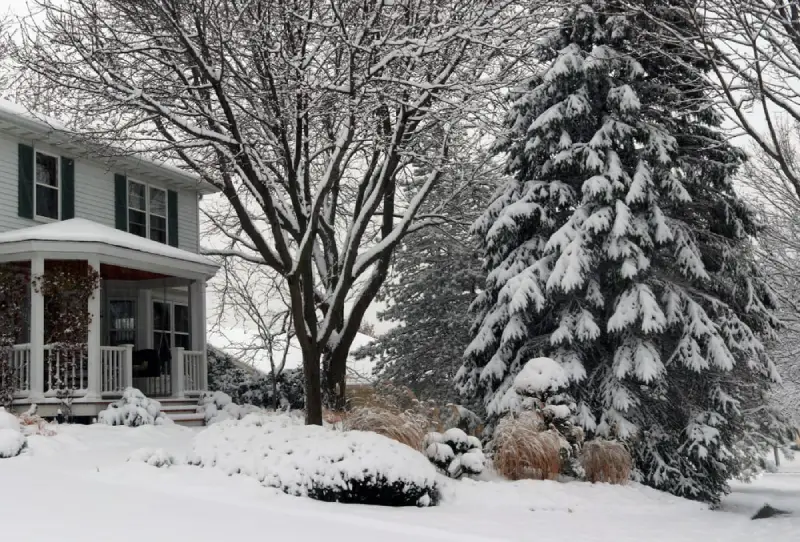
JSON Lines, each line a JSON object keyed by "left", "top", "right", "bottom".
{"left": 137, "top": 289, "right": 153, "bottom": 349}
{"left": 85, "top": 256, "right": 102, "bottom": 400}
{"left": 28, "top": 255, "right": 45, "bottom": 401}
{"left": 189, "top": 279, "right": 207, "bottom": 389}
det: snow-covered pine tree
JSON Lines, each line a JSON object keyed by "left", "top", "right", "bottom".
{"left": 355, "top": 155, "right": 496, "bottom": 404}
{"left": 457, "top": 0, "right": 789, "bottom": 503}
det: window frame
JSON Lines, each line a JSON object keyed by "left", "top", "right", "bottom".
{"left": 127, "top": 179, "right": 169, "bottom": 245}
{"left": 33, "top": 150, "right": 61, "bottom": 222}
{"left": 152, "top": 300, "right": 190, "bottom": 351}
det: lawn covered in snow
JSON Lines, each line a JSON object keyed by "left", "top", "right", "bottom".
{"left": 1, "top": 421, "right": 798, "bottom": 542}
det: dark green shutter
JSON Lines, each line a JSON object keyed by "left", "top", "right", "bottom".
{"left": 61, "top": 157, "right": 75, "bottom": 220}
{"left": 18, "top": 144, "right": 34, "bottom": 219}
{"left": 167, "top": 190, "right": 179, "bottom": 247}
{"left": 114, "top": 174, "right": 127, "bottom": 230}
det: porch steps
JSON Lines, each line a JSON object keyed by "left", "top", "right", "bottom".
{"left": 158, "top": 398, "right": 206, "bottom": 427}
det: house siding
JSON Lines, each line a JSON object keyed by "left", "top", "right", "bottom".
{"left": 0, "top": 133, "right": 200, "bottom": 253}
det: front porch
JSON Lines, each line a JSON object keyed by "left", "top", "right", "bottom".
{"left": 0, "top": 219, "right": 219, "bottom": 417}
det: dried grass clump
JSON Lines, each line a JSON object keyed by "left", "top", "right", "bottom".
{"left": 493, "top": 412, "right": 563, "bottom": 480}
{"left": 343, "top": 407, "right": 426, "bottom": 450}
{"left": 580, "top": 439, "right": 631, "bottom": 485}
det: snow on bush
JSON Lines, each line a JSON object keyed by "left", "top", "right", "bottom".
{"left": 128, "top": 447, "right": 180, "bottom": 468}
{"left": 197, "top": 391, "right": 262, "bottom": 425}
{"left": 97, "top": 388, "right": 171, "bottom": 427}
{"left": 0, "top": 407, "right": 26, "bottom": 458}
{"left": 189, "top": 412, "right": 440, "bottom": 506}
{"left": 513, "top": 357, "right": 569, "bottom": 395}
{"left": 424, "top": 428, "right": 485, "bottom": 478}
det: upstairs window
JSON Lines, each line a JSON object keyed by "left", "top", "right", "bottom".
{"left": 128, "top": 180, "right": 168, "bottom": 244}
{"left": 35, "top": 152, "right": 59, "bottom": 220}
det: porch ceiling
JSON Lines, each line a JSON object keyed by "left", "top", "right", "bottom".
{"left": 0, "top": 218, "right": 219, "bottom": 280}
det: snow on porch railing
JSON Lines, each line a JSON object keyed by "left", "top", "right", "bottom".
{"left": 183, "top": 350, "right": 204, "bottom": 394}
{"left": 44, "top": 344, "right": 88, "bottom": 396}
{"left": 101, "top": 345, "right": 133, "bottom": 395}
{"left": 2, "top": 344, "right": 32, "bottom": 396}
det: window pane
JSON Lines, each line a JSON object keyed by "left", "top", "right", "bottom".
{"left": 128, "top": 182, "right": 146, "bottom": 211}
{"left": 174, "top": 304, "right": 189, "bottom": 333}
{"left": 150, "top": 188, "right": 166, "bottom": 217}
{"left": 174, "top": 333, "right": 190, "bottom": 350}
{"left": 36, "top": 185, "right": 59, "bottom": 219}
{"left": 150, "top": 215, "right": 167, "bottom": 244}
{"left": 36, "top": 153, "right": 58, "bottom": 188}
{"left": 153, "top": 301, "right": 170, "bottom": 332}
{"left": 153, "top": 331, "right": 171, "bottom": 350}
{"left": 129, "top": 209, "right": 147, "bottom": 238}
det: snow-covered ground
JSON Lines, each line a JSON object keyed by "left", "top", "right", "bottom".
{"left": 1, "top": 423, "right": 798, "bottom": 541}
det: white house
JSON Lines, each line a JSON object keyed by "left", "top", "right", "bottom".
{"left": 0, "top": 100, "right": 220, "bottom": 418}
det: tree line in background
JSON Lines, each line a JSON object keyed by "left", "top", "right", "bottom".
{"left": 1, "top": 0, "right": 800, "bottom": 503}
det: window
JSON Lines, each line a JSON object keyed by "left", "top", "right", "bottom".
{"left": 128, "top": 180, "right": 168, "bottom": 244}
{"left": 35, "top": 152, "right": 59, "bottom": 220}
{"left": 153, "top": 301, "right": 190, "bottom": 351}
{"left": 109, "top": 300, "right": 136, "bottom": 346}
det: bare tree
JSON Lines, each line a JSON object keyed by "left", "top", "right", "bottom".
{"left": 15, "top": 0, "right": 549, "bottom": 423}
{"left": 210, "top": 255, "right": 295, "bottom": 410}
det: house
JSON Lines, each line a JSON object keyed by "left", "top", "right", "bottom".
{"left": 0, "top": 100, "right": 220, "bottom": 418}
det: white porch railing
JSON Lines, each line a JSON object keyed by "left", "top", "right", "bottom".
{"left": 2, "top": 344, "right": 32, "bottom": 397}
{"left": 101, "top": 345, "right": 133, "bottom": 395}
{"left": 183, "top": 350, "right": 204, "bottom": 394}
{"left": 44, "top": 344, "right": 88, "bottom": 396}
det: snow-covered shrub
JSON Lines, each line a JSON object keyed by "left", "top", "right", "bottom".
{"left": 197, "top": 391, "right": 262, "bottom": 425}
{"left": 436, "top": 404, "right": 484, "bottom": 435}
{"left": 189, "top": 412, "right": 440, "bottom": 506}
{"left": 580, "top": 440, "right": 631, "bottom": 485}
{"left": 17, "top": 405, "right": 56, "bottom": 437}
{"left": 493, "top": 413, "right": 565, "bottom": 480}
{"left": 207, "top": 346, "right": 304, "bottom": 409}
{"left": 0, "top": 407, "right": 26, "bottom": 458}
{"left": 343, "top": 407, "right": 426, "bottom": 450}
{"left": 97, "top": 388, "right": 171, "bottom": 427}
{"left": 424, "top": 428, "right": 485, "bottom": 478}
{"left": 128, "top": 447, "right": 179, "bottom": 468}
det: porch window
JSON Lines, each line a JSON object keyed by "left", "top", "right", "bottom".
{"left": 108, "top": 300, "right": 136, "bottom": 346}
{"left": 35, "top": 151, "right": 59, "bottom": 220}
{"left": 153, "top": 301, "right": 189, "bottom": 351}
{"left": 128, "top": 180, "right": 168, "bottom": 245}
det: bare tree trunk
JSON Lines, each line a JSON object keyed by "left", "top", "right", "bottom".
{"left": 324, "top": 349, "right": 348, "bottom": 412}
{"left": 774, "top": 446, "right": 781, "bottom": 468}
{"left": 302, "top": 346, "right": 323, "bottom": 425}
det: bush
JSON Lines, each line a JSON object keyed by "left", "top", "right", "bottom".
{"left": 424, "top": 428, "right": 485, "bottom": 478}
{"left": 189, "top": 412, "right": 440, "bottom": 506}
{"left": 343, "top": 407, "right": 426, "bottom": 450}
{"left": 207, "top": 346, "right": 304, "bottom": 409}
{"left": 128, "top": 447, "right": 180, "bottom": 468}
{"left": 580, "top": 440, "right": 632, "bottom": 485}
{"left": 494, "top": 413, "right": 565, "bottom": 480}
{"left": 198, "top": 391, "right": 262, "bottom": 425}
{"left": 0, "top": 407, "right": 26, "bottom": 458}
{"left": 97, "top": 388, "right": 172, "bottom": 427}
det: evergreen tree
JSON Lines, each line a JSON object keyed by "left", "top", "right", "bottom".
{"left": 457, "top": 0, "right": 789, "bottom": 503}
{"left": 356, "top": 157, "right": 496, "bottom": 404}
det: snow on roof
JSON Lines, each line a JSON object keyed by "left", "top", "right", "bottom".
{"left": 210, "top": 330, "right": 379, "bottom": 385}
{"left": 0, "top": 218, "right": 218, "bottom": 268}
{"left": 0, "top": 99, "right": 218, "bottom": 195}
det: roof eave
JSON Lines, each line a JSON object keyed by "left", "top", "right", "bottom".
{"left": 0, "top": 107, "right": 219, "bottom": 195}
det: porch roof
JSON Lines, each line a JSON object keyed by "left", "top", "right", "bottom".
{"left": 0, "top": 218, "right": 219, "bottom": 280}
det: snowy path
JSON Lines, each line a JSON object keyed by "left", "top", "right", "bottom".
{"left": 1, "top": 424, "right": 798, "bottom": 541}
